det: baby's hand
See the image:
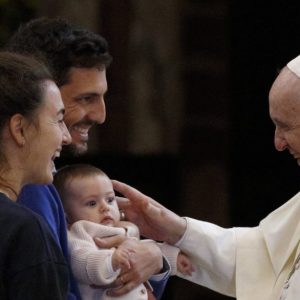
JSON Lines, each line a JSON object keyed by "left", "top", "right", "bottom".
{"left": 177, "top": 252, "right": 195, "bottom": 276}
{"left": 112, "top": 247, "right": 135, "bottom": 272}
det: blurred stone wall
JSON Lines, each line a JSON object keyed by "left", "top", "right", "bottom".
{"left": 1, "top": 1, "right": 231, "bottom": 299}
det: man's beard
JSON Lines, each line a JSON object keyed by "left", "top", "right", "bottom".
{"left": 61, "top": 142, "right": 88, "bottom": 157}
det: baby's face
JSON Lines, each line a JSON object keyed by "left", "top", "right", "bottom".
{"left": 65, "top": 174, "right": 120, "bottom": 226}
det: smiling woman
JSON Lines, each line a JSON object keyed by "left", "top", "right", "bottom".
{"left": 0, "top": 51, "right": 70, "bottom": 299}
{"left": 22, "top": 79, "right": 71, "bottom": 184}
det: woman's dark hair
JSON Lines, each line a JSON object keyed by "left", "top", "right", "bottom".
{"left": 0, "top": 51, "right": 53, "bottom": 131}
{"left": 0, "top": 51, "right": 53, "bottom": 194}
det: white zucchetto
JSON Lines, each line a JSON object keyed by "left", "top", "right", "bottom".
{"left": 287, "top": 55, "right": 300, "bottom": 77}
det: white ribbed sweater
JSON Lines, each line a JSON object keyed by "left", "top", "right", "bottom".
{"left": 68, "top": 220, "right": 179, "bottom": 300}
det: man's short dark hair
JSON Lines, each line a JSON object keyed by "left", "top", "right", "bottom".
{"left": 6, "top": 17, "right": 112, "bottom": 86}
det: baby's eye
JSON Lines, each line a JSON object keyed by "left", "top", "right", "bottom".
{"left": 106, "top": 196, "right": 115, "bottom": 204}
{"left": 87, "top": 200, "right": 96, "bottom": 207}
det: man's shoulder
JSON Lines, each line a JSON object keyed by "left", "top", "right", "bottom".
{"left": 17, "top": 183, "right": 67, "bottom": 248}
{"left": 19, "top": 183, "right": 56, "bottom": 196}
{"left": 18, "top": 184, "right": 60, "bottom": 204}
{"left": 17, "top": 183, "right": 63, "bottom": 222}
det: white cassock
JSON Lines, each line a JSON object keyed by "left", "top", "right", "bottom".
{"left": 176, "top": 192, "right": 300, "bottom": 300}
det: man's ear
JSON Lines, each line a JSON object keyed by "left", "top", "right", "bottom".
{"left": 9, "top": 114, "right": 26, "bottom": 147}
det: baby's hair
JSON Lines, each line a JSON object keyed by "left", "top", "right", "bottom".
{"left": 53, "top": 163, "right": 108, "bottom": 204}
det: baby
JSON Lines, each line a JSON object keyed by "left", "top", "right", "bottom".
{"left": 54, "top": 164, "right": 194, "bottom": 300}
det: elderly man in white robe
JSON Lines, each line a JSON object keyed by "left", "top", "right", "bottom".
{"left": 108, "top": 54, "right": 300, "bottom": 300}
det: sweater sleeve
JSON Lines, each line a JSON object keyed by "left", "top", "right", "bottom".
{"left": 157, "top": 242, "right": 180, "bottom": 276}
{"left": 68, "top": 221, "right": 123, "bottom": 286}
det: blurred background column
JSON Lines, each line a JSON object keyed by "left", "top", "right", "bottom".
{"left": 37, "top": 0, "right": 102, "bottom": 31}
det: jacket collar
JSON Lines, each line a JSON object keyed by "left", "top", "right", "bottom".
{"left": 260, "top": 192, "right": 300, "bottom": 275}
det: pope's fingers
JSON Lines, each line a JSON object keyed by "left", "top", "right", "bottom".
{"left": 116, "top": 196, "right": 129, "bottom": 204}
{"left": 112, "top": 180, "right": 149, "bottom": 203}
{"left": 112, "top": 180, "right": 139, "bottom": 195}
{"left": 116, "top": 196, "right": 131, "bottom": 210}
{"left": 113, "top": 180, "right": 164, "bottom": 209}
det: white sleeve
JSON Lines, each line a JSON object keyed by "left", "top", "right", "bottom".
{"left": 176, "top": 217, "right": 238, "bottom": 297}
{"left": 172, "top": 195, "right": 300, "bottom": 300}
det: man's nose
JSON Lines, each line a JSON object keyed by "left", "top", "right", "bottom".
{"left": 89, "top": 98, "right": 106, "bottom": 124}
{"left": 274, "top": 128, "right": 287, "bottom": 151}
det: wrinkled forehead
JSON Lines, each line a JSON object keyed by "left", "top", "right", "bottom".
{"left": 270, "top": 66, "right": 300, "bottom": 98}
{"left": 268, "top": 55, "right": 300, "bottom": 124}
{"left": 269, "top": 66, "right": 300, "bottom": 105}
{"left": 269, "top": 68, "right": 300, "bottom": 125}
